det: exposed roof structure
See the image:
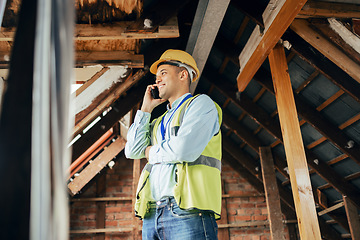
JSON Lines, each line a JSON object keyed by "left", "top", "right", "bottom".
{"left": 1, "top": 0, "right": 360, "bottom": 239}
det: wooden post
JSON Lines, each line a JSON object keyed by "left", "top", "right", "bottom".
{"left": 95, "top": 173, "right": 106, "bottom": 240}
{"left": 132, "top": 159, "right": 141, "bottom": 239}
{"left": 269, "top": 44, "right": 321, "bottom": 239}
{"left": 259, "top": 147, "right": 286, "bottom": 240}
{"left": 218, "top": 180, "right": 230, "bottom": 240}
{"left": 343, "top": 195, "right": 360, "bottom": 239}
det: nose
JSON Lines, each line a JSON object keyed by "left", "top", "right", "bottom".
{"left": 155, "top": 75, "right": 162, "bottom": 84}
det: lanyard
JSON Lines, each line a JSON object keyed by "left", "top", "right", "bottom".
{"left": 160, "top": 94, "right": 193, "bottom": 141}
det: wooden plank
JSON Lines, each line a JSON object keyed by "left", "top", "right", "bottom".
{"left": 222, "top": 150, "right": 341, "bottom": 240}
{"left": 247, "top": 67, "right": 360, "bottom": 209}
{"left": 318, "top": 202, "right": 344, "bottom": 216}
{"left": 75, "top": 51, "right": 144, "bottom": 68}
{"left": 75, "top": 67, "right": 109, "bottom": 97}
{"left": 0, "top": 16, "right": 179, "bottom": 42}
{"left": 259, "top": 147, "right": 286, "bottom": 240}
{"left": 283, "top": 30, "right": 360, "bottom": 103}
{"left": 68, "top": 137, "right": 126, "bottom": 195}
{"left": 70, "top": 227, "right": 133, "bottom": 234}
{"left": 95, "top": 173, "right": 106, "bottom": 240}
{"left": 269, "top": 44, "right": 321, "bottom": 239}
{"left": 343, "top": 196, "right": 360, "bottom": 240}
{"left": 70, "top": 197, "right": 132, "bottom": 202}
{"left": 71, "top": 74, "right": 147, "bottom": 161}
{"left": 290, "top": 19, "right": 360, "bottom": 85}
{"left": 218, "top": 180, "right": 230, "bottom": 240}
{"left": 236, "top": 0, "right": 308, "bottom": 92}
{"left": 298, "top": 1, "right": 360, "bottom": 19}
{"left": 73, "top": 69, "right": 146, "bottom": 138}
{"left": 205, "top": 66, "right": 360, "bottom": 211}
{"left": 0, "top": 51, "right": 144, "bottom": 68}
{"left": 132, "top": 159, "right": 141, "bottom": 240}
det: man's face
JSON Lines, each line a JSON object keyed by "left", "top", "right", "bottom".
{"left": 155, "top": 64, "right": 181, "bottom": 100}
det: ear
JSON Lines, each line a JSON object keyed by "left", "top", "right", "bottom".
{"left": 179, "top": 69, "right": 188, "bottom": 81}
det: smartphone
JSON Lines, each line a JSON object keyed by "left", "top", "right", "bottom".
{"left": 151, "top": 87, "right": 161, "bottom": 99}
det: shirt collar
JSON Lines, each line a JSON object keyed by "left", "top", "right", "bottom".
{"left": 166, "top": 93, "right": 192, "bottom": 111}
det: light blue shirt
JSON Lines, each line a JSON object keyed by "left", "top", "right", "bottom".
{"left": 125, "top": 93, "right": 220, "bottom": 201}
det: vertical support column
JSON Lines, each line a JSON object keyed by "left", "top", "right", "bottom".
{"left": 259, "top": 147, "right": 286, "bottom": 240}
{"left": 95, "top": 173, "right": 106, "bottom": 240}
{"left": 218, "top": 180, "right": 230, "bottom": 240}
{"left": 269, "top": 44, "right": 322, "bottom": 240}
{"left": 343, "top": 195, "right": 360, "bottom": 239}
{"left": 132, "top": 159, "right": 141, "bottom": 239}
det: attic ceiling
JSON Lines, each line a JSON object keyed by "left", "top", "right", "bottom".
{"left": 1, "top": 0, "right": 360, "bottom": 239}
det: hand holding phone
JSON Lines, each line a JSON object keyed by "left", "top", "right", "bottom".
{"left": 151, "top": 87, "right": 161, "bottom": 99}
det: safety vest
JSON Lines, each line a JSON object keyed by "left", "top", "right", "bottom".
{"left": 134, "top": 95, "right": 222, "bottom": 219}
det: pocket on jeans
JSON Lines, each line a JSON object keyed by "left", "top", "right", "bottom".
{"left": 170, "top": 204, "right": 200, "bottom": 218}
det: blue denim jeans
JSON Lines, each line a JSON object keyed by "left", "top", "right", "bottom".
{"left": 142, "top": 197, "right": 218, "bottom": 240}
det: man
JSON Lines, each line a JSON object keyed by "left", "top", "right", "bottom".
{"left": 125, "top": 49, "right": 222, "bottom": 240}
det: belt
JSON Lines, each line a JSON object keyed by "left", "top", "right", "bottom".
{"left": 148, "top": 196, "right": 175, "bottom": 208}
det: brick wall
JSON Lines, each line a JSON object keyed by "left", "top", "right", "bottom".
{"left": 70, "top": 155, "right": 292, "bottom": 239}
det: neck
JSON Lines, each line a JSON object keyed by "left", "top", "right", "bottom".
{"left": 168, "top": 90, "right": 190, "bottom": 108}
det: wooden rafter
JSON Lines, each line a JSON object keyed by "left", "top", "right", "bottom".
{"left": 291, "top": 19, "right": 360, "bottom": 85}
{"left": 222, "top": 146, "right": 342, "bottom": 240}
{"left": 298, "top": 1, "right": 360, "bottom": 19}
{"left": 0, "top": 51, "right": 144, "bottom": 69}
{"left": 68, "top": 136, "right": 126, "bottom": 196}
{"left": 236, "top": 0, "right": 308, "bottom": 92}
{"left": 72, "top": 79, "right": 147, "bottom": 161}
{"left": 73, "top": 69, "right": 145, "bottom": 137}
{"left": 283, "top": 30, "right": 360, "bottom": 103}
{"left": 254, "top": 67, "right": 360, "bottom": 167}
{"left": 0, "top": 16, "right": 179, "bottom": 42}
{"left": 204, "top": 66, "right": 360, "bottom": 210}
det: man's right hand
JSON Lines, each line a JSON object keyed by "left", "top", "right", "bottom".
{"left": 140, "top": 85, "right": 166, "bottom": 113}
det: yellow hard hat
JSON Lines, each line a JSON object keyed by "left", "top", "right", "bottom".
{"left": 150, "top": 49, "right": 200, "bottom": 82}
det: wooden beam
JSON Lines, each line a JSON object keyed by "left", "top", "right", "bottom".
{"left": 205, "top": 66, "right": 360, "bottom": 210}
{"left": 343, "top": 196, "right": 360, "bottom": 240}
{"left": 68, "top": 137, "right": 126, "bottom": 196}
{"left": 298, "top": 1, "right": 360, "bottom": 19}
{"left": 318, "top": 202, "right": 344, "bottom": 217}
{"left": 223, "top": 111, "right": 289, "bottom": 178}
{"left": 71, "top": 78, "right": 147, "bottom": 163}
{"left": 70, "top": 227, "right": 133, "bottom": 234}
{"left": 255, "top": 66, "right": 360, "bottom": 166}
{"left": 0, "top": 51, "right": 144, "bottom": 69}
{"left": 132, "top": 159, "right": 141, "bottom": 240}
{"left": 73, "top": 69, "right": 146, "bottom": 138}
{"left": 218, "top": 180, "right": 230, "bottom": 240}
{"left": 291, "top": 19, "right": 360, "bottom": 85}
{"left": 70, "top": 197, "right": 132, "bottom": 202}
{"left": 283, "top": 30, "right": 360, "bottom": 103}
{"left": 186, "top": 0, "right": 231, "bottom": 94}
{"left": 269, "top": 44, "right": 321, "bottom": 239}
{"left": 259, "top": 147, "right": 286, "bottom": 240}
{"left": 236, "top": 0, "right": 308, "bottom": 92}
{"left": 0, "top": 16, "right": 179, "bottom": 42}
{"left": 75, "top": 51, "right": 144, "bottom": 68}
{"left": 222, "top": 150, "right": 341, "bottom": 240}
{"left": 95, "top": 173, "right": 106, "bottom": 240}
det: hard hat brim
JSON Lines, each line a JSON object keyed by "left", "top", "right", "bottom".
{"left": 150, "top": 59, "right": 199, "bottom": 82}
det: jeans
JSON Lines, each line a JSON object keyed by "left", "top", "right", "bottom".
{"left": 142, "top": 197, "right": 218, "bottom": 240}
